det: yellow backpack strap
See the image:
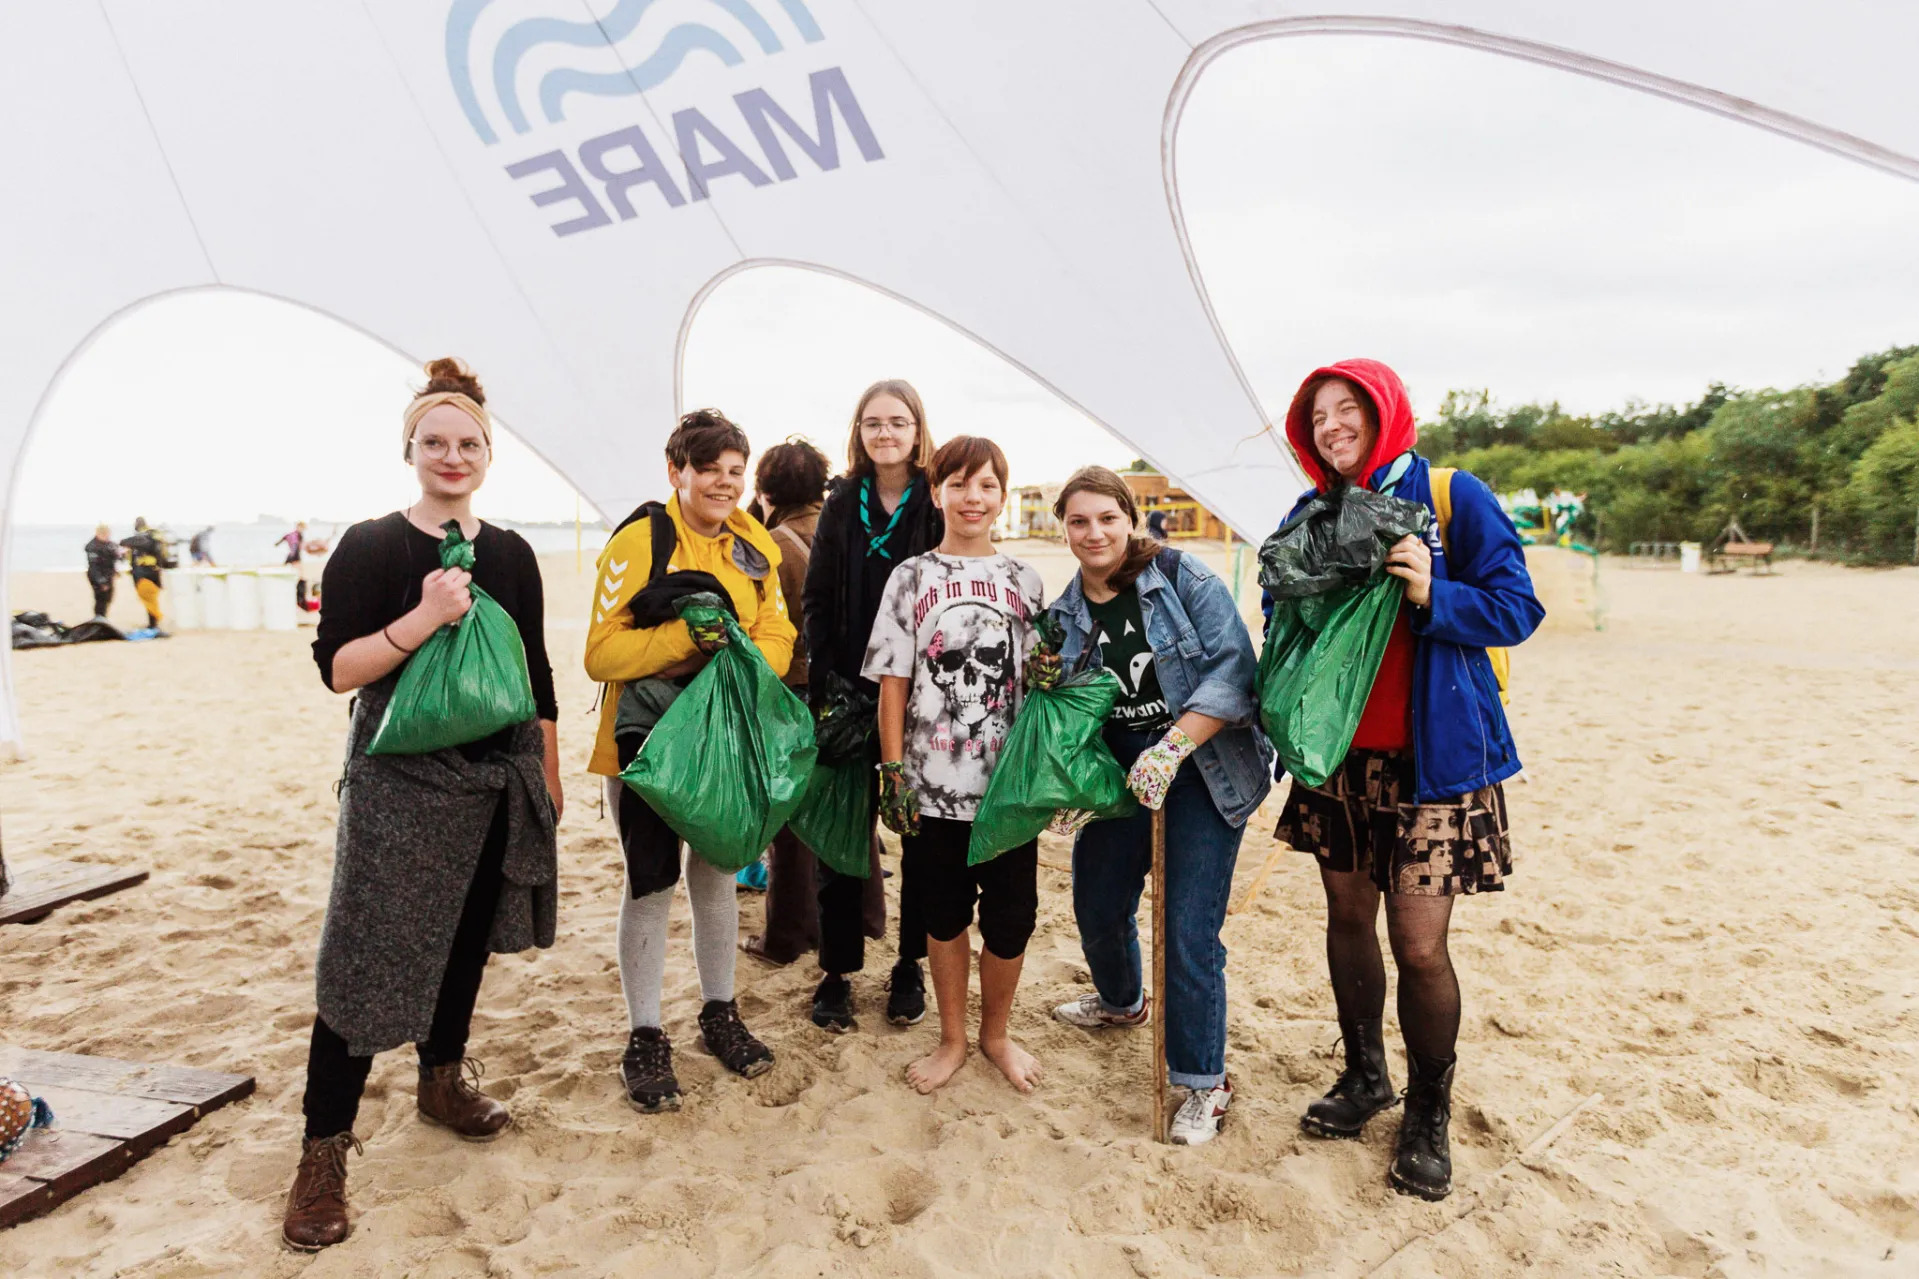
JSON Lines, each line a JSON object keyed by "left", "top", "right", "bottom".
{"left": 1429, "top": 466, "right": 1510, "bottom": 703}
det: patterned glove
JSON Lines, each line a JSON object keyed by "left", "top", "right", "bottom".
{"left": 876, "top": 761, "right": 920, "bottom": 837}
{"left": 1126, "top": 726, "right": 1197, "bottom": 811}
{"left": 1025, "top": 649, "right": 1063, "bottom": 692}
{"left": 687, "top": 617, "right": 730, "bottom": 654}
{"left": 1047, "top": 807, "right": 1096, "bottom": 837}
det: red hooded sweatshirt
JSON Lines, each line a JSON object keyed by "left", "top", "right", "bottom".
{"left": 1283, "top": 359, "right": 1419, "bottom": 753}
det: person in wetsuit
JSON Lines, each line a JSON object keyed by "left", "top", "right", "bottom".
{"left": 84, "top": 525, "right": 121, "bottom": 619}
{"left": 119, "top": 518, "right": 174, "bottom": 630}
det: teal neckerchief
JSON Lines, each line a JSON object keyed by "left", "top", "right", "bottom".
{"left": 1374, "top": 451, "right": 1414, "bottom": 492}
{"left": 859, "top": 477, "right": 916, "bottom": 559}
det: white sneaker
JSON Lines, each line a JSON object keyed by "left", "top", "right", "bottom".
{"left": 1053, "top": 992, "right": 1150, "bottom": 1029}
{"left": 1169, "top": 1079, "right": 1232, "bottom": 1145}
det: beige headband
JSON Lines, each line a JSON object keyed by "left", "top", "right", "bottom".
{"left": 402, "top": 392, "right": 492, "bottom": 459}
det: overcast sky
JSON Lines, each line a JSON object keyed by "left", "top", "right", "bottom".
{"left": 17, "top": 35, "right": 1919, "bottom": 527}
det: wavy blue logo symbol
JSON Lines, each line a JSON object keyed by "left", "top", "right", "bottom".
{"left": 447, "top": 0, "right": 826, "bottom": 145}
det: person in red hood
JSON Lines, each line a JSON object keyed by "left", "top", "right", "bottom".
{"left": 1265, "top": 358, "right": 1543, "bottom": 1202}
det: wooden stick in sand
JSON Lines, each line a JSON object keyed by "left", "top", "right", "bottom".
{"left": 1151, "top": 805, "right": 1169, "bottom": 1143}
{"left": 1226, "top": 840, "right": 1287, "bottom": 916}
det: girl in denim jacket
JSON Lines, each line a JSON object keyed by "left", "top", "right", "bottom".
{"left": 1043, "top": 466, "right": 1272, "bottom": 1145}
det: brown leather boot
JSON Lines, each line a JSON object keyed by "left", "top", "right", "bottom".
{"left": 282, "top": 1132, "right": 359, "bottom": 1252}
{"left": 417, "top": 1058, "right": 511, "bottom": 1141}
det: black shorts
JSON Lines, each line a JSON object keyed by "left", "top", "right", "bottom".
{"left": 901, "top": 816, "right": 1038, "bottom": 959}
{"left": 1276, "top": 749, "right": 1512, "bottom": 896}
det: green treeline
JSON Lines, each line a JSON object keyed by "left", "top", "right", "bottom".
{"left": 1418, "top": 345, "right": 1919, "bottom": 562}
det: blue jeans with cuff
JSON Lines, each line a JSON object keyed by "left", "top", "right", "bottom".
{"left": 1071, "top": 727, "right": 1245, "bottom": 1089}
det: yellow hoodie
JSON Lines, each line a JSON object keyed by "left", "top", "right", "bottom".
{"left": 585, "top": 497, "right": 796, "bottom": 776}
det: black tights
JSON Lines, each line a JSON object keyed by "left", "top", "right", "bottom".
{"left": 301, "top": 800, "right": 508, "bottom": 1138}
{"left": 1319, "top": 866, "right": 1461, "bottom": 1062}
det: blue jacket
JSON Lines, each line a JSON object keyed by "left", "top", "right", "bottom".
{"left": 1267, "top": 454, "right": 1545, "bottom": 803}
{"left": 1052, "top": 548, "right": 1274, "bottom": 826}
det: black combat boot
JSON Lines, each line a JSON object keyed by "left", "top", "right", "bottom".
{"left": 1300, "top": 1018, "right": 1397, "bottom": 1139}
{"left": 1390, "top": 1052, "right": 1456, "bottom": 1200}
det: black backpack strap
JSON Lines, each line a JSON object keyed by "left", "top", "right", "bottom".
{"left": 647, "top": 507, "right": 676, "bottom": 587}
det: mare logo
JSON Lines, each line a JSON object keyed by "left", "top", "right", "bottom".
{"left": 446, "top": 1, "right": 884, "bottom": 238}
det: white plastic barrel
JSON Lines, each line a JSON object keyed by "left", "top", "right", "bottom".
{"left": 225, "top": 569, "right": 262, "bottom": 630}
{"left": 256, "top": 567, "right": 299, "bottom": 631}
{"left": 170, "top": 568, "right": 204, "bottom": 630}
{"left": 1678, "top": 542, "right": 1702, "bottom": 574}
{"left": 199, "top": 570, "right": 230, "bottom": 630}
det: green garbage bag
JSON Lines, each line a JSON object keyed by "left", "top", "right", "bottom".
{"left": 1254, "top": 482, "right": 1428, "bottom": 787}
{"left": 968, "top": 627, "right": 1138, "bottom": 866}
{"left": 620, "top": 594, "right": 817, "bottom": 872}
{"left": 368, "top": 522, "right": 537, "bottom": 756}
{"left": 787, "top": 674, "right": 876, "bottom": 878}
{"left": 1257, "top": 579, "right": 1405, "bottom": 787}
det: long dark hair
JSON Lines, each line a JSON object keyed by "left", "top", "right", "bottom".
{"left": 1053, "top": 466, "right": 1161, "bottom": 592}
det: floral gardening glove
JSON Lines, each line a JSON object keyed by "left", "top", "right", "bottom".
{"left": 687, "top": 617, "right": 730, "bottom": 654}
{"left": 1047, "top": 807, "right": 1096, "bottom": 837}
{"left": 1126, "top": 725, "right": 1197, "bottom": 811}
{"left": 876, "top": 761, "right": 920, "bottom": 837}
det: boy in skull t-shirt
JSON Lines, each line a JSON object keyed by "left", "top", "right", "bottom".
{"left": 862, "top": 552, "right": 1045, "bottom": 818}
{"left": 861, "top": 433, "right": 1048, "bottom": 1096}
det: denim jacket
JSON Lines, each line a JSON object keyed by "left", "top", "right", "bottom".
{"left": 1049, "top": 549, "right": 1274, "bottom": 826}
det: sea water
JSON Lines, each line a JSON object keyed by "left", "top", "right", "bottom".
{"left": 8, "top": 518, "right": 608, "bottom": 573}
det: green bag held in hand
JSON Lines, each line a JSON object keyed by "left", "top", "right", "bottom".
{"left": 967, "top": 662, "right": 1137, "bottom": 867}
{"left": 1254, "top": 478, "right": 1428, "bottom": 787}
{"left": 620, "top": 594, "right": 818, "bottom": 872}
{"left": 367, "top": 522, "right": 538, "bottom": 756}
{"left": 1256, "top": 578, "right": 1405, "bottom": 788}
{"left": 787, "top": 674, "right": 876, "bottom": 878}
{"left": 790, "top": 753, "right": 874, "bottom": 878}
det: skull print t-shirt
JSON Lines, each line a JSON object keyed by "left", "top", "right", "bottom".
{"left": 861, "top": 551, "right": 1046, "bottom": 820}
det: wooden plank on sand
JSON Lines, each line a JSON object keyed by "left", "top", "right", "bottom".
{"left": 0, "top": 858, "right": 148, "bottom": 926}
{"left": 0, "top": 1044, "right": 253, "bottom": 1230}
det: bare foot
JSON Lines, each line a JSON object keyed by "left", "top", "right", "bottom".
{"left": 979, "top": 1037, "right": 1042, "bottom": 1094}
{"left": 907, "top": 1040, "right": 967, "bottom": 1094}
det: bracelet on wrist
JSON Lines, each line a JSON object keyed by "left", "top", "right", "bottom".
{"left": 383, "top": 624, "right": 420, "bottom": 655}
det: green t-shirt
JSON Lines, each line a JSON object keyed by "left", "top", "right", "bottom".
{"left": 1085, "top": 585, "right": 1172, "bottom": 732}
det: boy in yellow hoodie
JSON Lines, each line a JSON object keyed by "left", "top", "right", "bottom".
{"left": 586, "top": 409, "right": 795, "bottom": 1113}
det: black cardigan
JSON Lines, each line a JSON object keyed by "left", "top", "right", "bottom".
{"left": 801, "top": 474, "right": 943, "bottom": 693}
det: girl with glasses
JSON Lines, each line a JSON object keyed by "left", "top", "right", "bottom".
{"left": 793, "top": 380, "right": 945, "bottom": 1031}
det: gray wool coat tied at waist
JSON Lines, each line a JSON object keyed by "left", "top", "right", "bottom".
{"left": 315, "top": 675, "right": 558, "bottom": 1057}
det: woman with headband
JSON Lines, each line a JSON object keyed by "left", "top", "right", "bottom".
{"left": 281, "top": 358, "right": 561, "bottom": 1252}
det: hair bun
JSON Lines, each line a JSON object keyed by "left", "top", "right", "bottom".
{"left": 419, "top": 356, "right": 485, "bottom": 406}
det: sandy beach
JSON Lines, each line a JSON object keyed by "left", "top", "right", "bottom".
{"left": 1, "top": 547, "right": 1915, "bottom": 1276}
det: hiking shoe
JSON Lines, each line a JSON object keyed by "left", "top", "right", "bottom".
{"left": 1301, "top": 1017, "right": 1398, "bottom": 1139}
{"left": 417, "top": 1057, "right": 510, "bottom": 1141}
{"left": 811, "top": 974, "right": 856, "bottom": 1033}
{"left": 281, "top": 1132, "right": 360, "bottom": 1252}
{"left": 1390, "top": 1053, "right": 1456, "bottom": 1201}
{"left": 620, "top": 1027, "right": 681, "bottom": 1113}
{"left": 885, "top": 958, "right": 926, "bottom": 1026}
{"left": 1170, "top": 1079, "right": 1233, "bottom": 1146}
{"left": 699, "top": 1000, "right": 774, "bottom": 1078}
{"left": 1053, "top": 992, "right": 1150, "bottom": 1030}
